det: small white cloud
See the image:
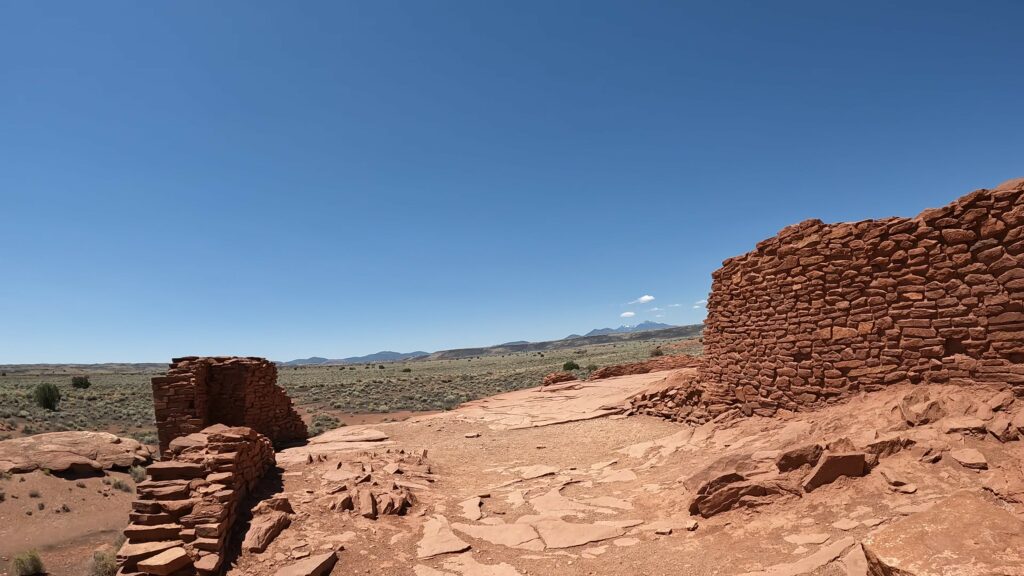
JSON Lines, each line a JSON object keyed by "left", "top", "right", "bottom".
{"left": 668, "top": 303, "right": 681, "bottom": 308}
{"left": 655, "top": 314, "right": 665, "bottom": 318}
{"left": 649, "top": 307, "right": 663, "bottom": 312}
{"left": 692, "top": 305, "right": 702, "bottom": 309}
{"left": 620, "top": 311, "right": 636, "bottom": 318}
{"left": 694, "top": 299, "right": 707, "bottom": 305}
{"left": 629, "top": 295, "right": 655, "bottom": 304}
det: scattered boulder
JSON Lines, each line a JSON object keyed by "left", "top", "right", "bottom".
{"left": 985, "top": 413, "right": 1018, "bottom": 442}
{"left": 863, "top": 491, "right": 1024, "bottom": 575}
{"left": 690, "top": 476, "right": 799, "bottom": 518}
{"left": 801, "top": 452, "right": 867, "bottom": 492}
{"left": 243, "top": 510, "right": 291, "bottom": 553}
{"left": 949, "top": 448, "right": 988, "bottom": 470}
{"left": 776, "top": 444, "right": 823, "bottom": 472}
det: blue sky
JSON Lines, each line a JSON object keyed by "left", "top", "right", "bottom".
{"left": 1, "top": 1, "right": 1021, "bottom": 363}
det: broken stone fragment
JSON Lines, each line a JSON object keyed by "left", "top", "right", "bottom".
{"left": 417, "top": 515, "right": 471, "bottom": 559}
{"left": 801, "top": 452, "right": 866, "bottom": 492}
{"left": 243, "top": 510, "right": 292, "bottom": 552}
{"left": 775, "top": 444, "right": 823, "bottom": 472}
{"left": 863, "top": 491, "right": 1024, "bottom": 574}
{"left": 274, "top": 552, "right": 338, "bottom": 576}
{"left": 940, "top": 416, "right": 988, "bottom": 435}
{"left": 949, "top": 448, "right": 988, "bottom": 470}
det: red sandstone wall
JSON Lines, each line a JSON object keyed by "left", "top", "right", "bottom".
{"left": 152, "top": 357, "right": 307, "bottom": 454}
{"left": 118, "top": 425, "right": 275, "bottom": 575}
{"left": 699, "top": 178, "right": 1024, "bottom": 418}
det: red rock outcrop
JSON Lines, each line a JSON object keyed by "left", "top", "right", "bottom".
{"left": 0, "top": 431, "right": 153, "bottom": 474}
{"left": 688, "top": 177, "right": 1024, "bottom": 421}
{"left": 588, "top": 354, "right": 702, "bottom": 381}
{"left": 542, "top": 371, "right": 578, "bottom": 386}
{"left": 152, "top": 357, "right": 307, "bottom": 454}
{"left": 118, "top": 424, "right": 275, "bottom": 576}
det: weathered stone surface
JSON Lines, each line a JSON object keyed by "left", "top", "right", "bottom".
{"left": 451, "top": 522, "right": 543, "bottom": 550}
{"left": 802, "top": 452, "right": 866, "bottom": 492}
{"left": 532, "top": 519, "right": 625, "bottom": 549}
{"left": 0, "top": 431, "right": 153, "bottom": 474}
{"left": 274, "top": 552, "right": 338, "bottom": 576}
{"left": 863, "top": 491, "right": 1024, "bottom": 575}
{"left": 939, "top": 416, "right": 987, "bottom": 434}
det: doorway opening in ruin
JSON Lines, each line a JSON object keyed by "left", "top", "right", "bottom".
{"left": 205, "top": 365, "right": 248, "bottom": 427}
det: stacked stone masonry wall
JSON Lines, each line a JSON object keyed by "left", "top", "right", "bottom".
{"left": 117, "top": 425, "right": 275, "bottom": 576}
{"left": 152, "top": 357, "right": 307, "bottom": 454}
{"left": 687, "top": 178, "right": 1024, "bottom": 421}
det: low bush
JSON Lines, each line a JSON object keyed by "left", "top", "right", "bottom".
{"left": 88, "top": 549, "right": 117, "bottom": 576}
{"left": 71, "top": 375, "right": 91, "bottom": 389}
{"left": 11, "top": 550, "right": 44, "bottom": 576}
{"left": 129, "top": 465, "right": 147, "bottom": 483}
{"left": 649, "top": 347, "right": 664, "bottom": 357}
{"left": 562, "top": 361, "right": 580, "bottom": 371}
{"left": 33, "top": 384, "right": 61, "bottom": 411}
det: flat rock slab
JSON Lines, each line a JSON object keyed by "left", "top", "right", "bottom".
{"left": 418, "top": 515, "right": 471, "bottom": 559}
{"left": 783, "top": 533, "right": 830, "bottom": 546}
{"left": 739, "top": 538, "right": 856, "bottom": 576}
{"left": 451, "top": 522, "right": 543, "bottom": 550}
{"left": 949, "top": 448, "right": 988, "bottom": 470}
{"left": 863, "top": 490, "right": 1024, "bottom": 575}
{"left": 437, "top": 370, "right": 687, "bottom": 429}
{"left": 0, "top": 431, "right": 153, "bottom": 474}
{"left": 531, "top": 519, "right": 625, "bottom": 549}
{"left": 274, "top": 552, "right": 338, "bottom": 576}
{"left": 277, "top": 426, "right": 392, "bottom": 464}
{"left": 136, "top": 546, "right": 192, "bottom": 576}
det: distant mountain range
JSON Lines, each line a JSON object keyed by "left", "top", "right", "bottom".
{"left": 280, "top": 322, "right": 702, "bottom": 365}
{"left": 579, "top": 321, "right": 676, "bottom": 337}
{"left": 279, "top": 351, "right": 429, "bottom": 366}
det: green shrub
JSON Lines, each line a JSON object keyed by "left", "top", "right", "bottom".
{"left": 649, "top": 347, "right": 664, "bottom": 357}
{"left": 562, "top": 361, "right": 580, "bottom": 371}
{"left": 33, "top": 384, "right": 61, "bottom": 411}
{"left": 28, "top": 489, "right": 40, "bottom": 498}
{"left": 71, "top": 375, "right": 91, "bottom": 389}
{"left": 129, "top": 465, "right": 147, "bottom": 483}
{"left": 586, "top": 364, "right": 598, "bottom": 372}
{"left": 89, "top": 549, "right": 117, "bottom": 576}
{"left": 11, "top": 550, "right": 44, "bottom": 576}
{"left": 401, "top": 368, "right": 412, "bottom": 373}
{"left": 111, "top": 479, "right": 132, "bottom": 492}
{"left": 309, "top": 414, "right": 343, "bottom": 436}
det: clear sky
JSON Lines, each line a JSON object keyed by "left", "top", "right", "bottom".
{"left": 1, "top": 1, "right": 1022, "bottom": 363}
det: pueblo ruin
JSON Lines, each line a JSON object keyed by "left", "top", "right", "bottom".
{"left": 115, "top": 177, "right": 1024, "bottom": 576}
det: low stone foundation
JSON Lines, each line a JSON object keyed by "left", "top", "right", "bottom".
{"left": 117, "top": 425, "right": 275, "bottom": 576}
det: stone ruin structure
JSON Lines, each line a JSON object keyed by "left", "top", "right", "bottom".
{"left": 678, "top": 177, "right": 1024, "bottom": 421}
{"left": 151, "top": 356, "right": 307, "bottom": 454}
{"left": 627, "top": 178, "right": 1024, "bottom": 423}
{"left": 118, "top": 357, "right": 307, "bottom": 576}
{"left": 119, "top": 424, "right": 275, "bottom": 576}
